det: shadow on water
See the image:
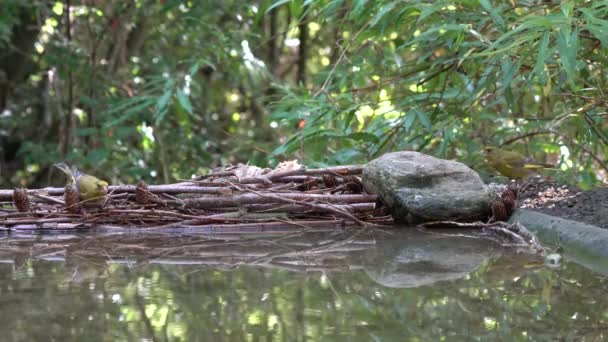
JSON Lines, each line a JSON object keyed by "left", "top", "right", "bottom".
{"left": 0, "top": 228, "right": 606, "bottom": 341}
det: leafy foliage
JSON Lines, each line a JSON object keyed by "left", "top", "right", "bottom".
{"left": 268, "top": 0, "right": 608, "bottom": 188}
{"left": 0, "top": 0, "right": 607, "bottom": 188}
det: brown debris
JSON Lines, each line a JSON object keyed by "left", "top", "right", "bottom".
{"left": 491, "top": 199, "right": 508, "bottom": 222}
{"left": 297, "top": 177, "right": 318, "bottom": 191}
{"left": 501, "top": 188, "right": 517, "bottom": 215}
{"left": 0, "top": 164, "right": 391, "bottom": 231}
{"left": 64, "top": 183, "right": 80, "bottom": 213}
{"left": 507, "top": 182, "right": 520, "bottom": 198}
{"left": 322, "top": 174, "right": 338, "bottom": 188}
{"left": 343, "top": 175, "right": 363, "bottom": 194}
{"left": 135, "top": 180, "right": 150, "bottom": 204}
{"left": 13, "top": 188, "right": 30, "bottom": 212}
{"left": 519, "top": 183, "right": 577, "bottom": 210}
{"left": 502, "top": 195, "right": 515, "bottom": 215}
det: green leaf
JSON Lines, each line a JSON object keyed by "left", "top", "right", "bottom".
{"left": 266, "top": 0, "right": 291, "bottom": 13}
{"left": 176, "top": 88, "right": 193, "bottom": 114}
{"left": 272, "top": 134, "right": 300, "bottom": 156}
{"left": 415, "top": 110, "right": 431, "bottom": 130}
{"left": 270, "top": 110, "right": 299, "bottom": 121}
{"left": 352, "top": 0, "right": 369, "bottom": 18}
{"left": 404, "top": 111, "right": 417, "bottom": 130}
{"left": 556, "top": 28, "right": 578, "bottom": 85}
{"left": 332, "top": 148, "right": 362, "bottom": 163}
{"left": 74, "top": 127, "right": 98, "bottom": 136}
{"left": 579, "top": 7, "right": 608, "bottom": 47}
{"left": 105, "top": 98, "right": 157, "bottom": 127}
{"left": 371, "top": 1, "right": 398, "bottom": 27}
{"left": 155, "top": 89, "right": 173, "bottom": 123}
{"left": 347, "top": 132, "right": 379, "bottom": 143}
{"left": 303, "top": 129, "right": 341, "bottom": 140}
{"left": 417, "top": 3, "right": 443, "bottom": 22}
{"left": 479, "top": 0, "right": 504, "bottom": 27}
{"left": 175, "top": 98, "right": 192, "bottom": 136}
{"left": 188, "top": 62, "right": 200, "bottom": 76}
{"left": 530, "top": 31, "right": 550, "bottom": 84}
{"left": 105, "top": 95, "right": 155, "bottom": 116}
{"left": 561, "top": 1, "right": 574, "bottom": 17}
{"left": 500, "top": 57, "right": 519, "bottom": 91}
{"left": 85, "top": 149, "right": 110, "bottom": 164}
{"left": 271, "top": 143, "right": 289, "bottom": 156}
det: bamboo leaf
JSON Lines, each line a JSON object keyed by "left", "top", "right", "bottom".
{"left": 556, "top": 28, "right": 578, "bottom": 85}
{"left": 105, "top": 98, "right": 157, "bottom": 127}
{"left": 531, "top": 31, "right": 550, "bottom": 84}
{"left": 176, "top": 88, "right": 193, "bottom": 115}
{"left": 479, "top": 0, "right": 504, "bottom": 27}
{"left": 266, "top": 0, "right": 291, "bottom": 13}
{"left": 348, "top": 132, "right": 379, "bottom": 143}
{"left": 371, "top": 1, "right": 398, "bottom": 27}
{"left": 415, "top": 110, "right": 431, "bottom": 130}
{"left": 404, "top": 111, "right": 416, "bottom": 130}
{"left": 417, "top": 3, "right": 443, "bottom": 22}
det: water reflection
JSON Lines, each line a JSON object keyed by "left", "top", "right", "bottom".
{"left": 0, "top": 230, "right": 606, "bottom": 341}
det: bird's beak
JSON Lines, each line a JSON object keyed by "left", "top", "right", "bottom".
{"left": 100, "top": 184, "right": 108, "bottom": 194}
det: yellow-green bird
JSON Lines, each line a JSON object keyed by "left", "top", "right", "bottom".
{"left": 483, "top": 147, "right": 553, "bottom": 180}
{"left": 55, "top": 162, "right": 109, "bottom": 202}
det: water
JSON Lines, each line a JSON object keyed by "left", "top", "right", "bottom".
{"left": 0, "top": 229, "right": 606, "bottom": 341}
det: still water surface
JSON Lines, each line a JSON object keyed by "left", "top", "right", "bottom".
{"left": 0, "top": 229, "right": 606, "bottom": 341}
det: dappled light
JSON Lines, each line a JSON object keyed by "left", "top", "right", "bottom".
{"left": 0, "top": 231, "right": 606, "bottom": 340}
{"left": 1, "top": 0, "right": 608, "bottom": 340}
{"left": 1, "top": 0, "right": 606, "bottom": 187}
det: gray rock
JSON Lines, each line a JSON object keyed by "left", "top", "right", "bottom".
{"left": 363, "top": 151, "right": 493, "bottom": 223}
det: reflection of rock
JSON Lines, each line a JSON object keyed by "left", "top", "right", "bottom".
{"left": 362, "top": 231, "right": 503, "bottom": 288}
{"left": 363, "top": 152, "right": 493, "bottom": 223}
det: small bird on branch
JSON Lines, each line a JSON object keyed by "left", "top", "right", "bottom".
{"left": 55, "top": 162, "right": 109, "bottom": 203}
{"left": 483, "top": 146, "right": 554, "bottom": 180}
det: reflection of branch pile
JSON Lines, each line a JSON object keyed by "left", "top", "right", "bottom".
{"left": 1, "top": 162, "right": 392, "bottom": 231}
{"left": 0, "top": 231, "right": 377, "bottom": 273}
{"left": 419, "top": 220, "right": 544, "bottom": 255}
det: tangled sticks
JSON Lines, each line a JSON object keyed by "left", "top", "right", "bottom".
{"left": 1, "top": 164, "right": 391, "bottom": 231}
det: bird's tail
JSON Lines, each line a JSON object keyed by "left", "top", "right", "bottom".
{"left": 54, "top": 162, "right": 77, "bottom": 184}
{"left": 523, "top": 163, "right": 555, "bottom": 170}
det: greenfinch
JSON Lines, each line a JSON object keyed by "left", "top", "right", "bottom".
{"left": 55, "top": 162, "right": 109, "bottom": 202}
{"left": 483, "top": 147, "right": 553, "bottom": 180}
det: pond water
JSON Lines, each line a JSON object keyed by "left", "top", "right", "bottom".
{"left": 0, "top": 229, "right": 606, "bottom": 341}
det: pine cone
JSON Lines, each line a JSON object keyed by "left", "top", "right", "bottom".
{"left": 506, "top": 183, "right": 519, "bottom": 198}
{"left": 64, "top": 183, "right": 81, "bottom": 213}
{"left": 502, "top": 196, "right": 515, "bottom": 215}
{"left": 322, "top": 174, "right": 338, "bottom": 188}
{"left": 502, "top": 188, "right": 516, "bottom": 201}
{"left": 13, "top": 188, "right": 30, "bottom": 212}
{"left": 491, "top": 199, "right": 508, "bottom": 222}
{"left": 135, "top": 180, "right": 150, "bottom": 204}
{"left": 343, "top": 175, "right": 363, "bottom": 194}
{"left": 297, "top": 177, "right": 318, "bottom": 191}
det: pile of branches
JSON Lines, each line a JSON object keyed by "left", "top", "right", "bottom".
{"left": 0, "top": 163, "right": 392, "bottom": 231}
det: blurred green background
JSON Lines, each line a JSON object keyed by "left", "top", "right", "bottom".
{"left": 1, "top": 0, "right": 607, "bottom": 188}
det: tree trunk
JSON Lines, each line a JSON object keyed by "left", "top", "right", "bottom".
{"left": 296, "top": 6, "right": 308, "bottom": 86}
